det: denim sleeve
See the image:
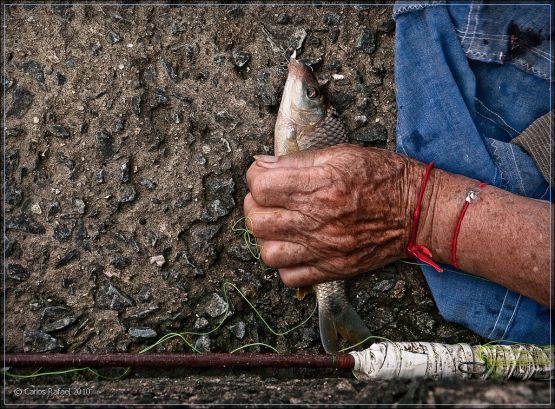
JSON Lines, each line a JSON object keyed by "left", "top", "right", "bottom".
{"left": 394, "top": 3, "right": 551, "bottom": 344}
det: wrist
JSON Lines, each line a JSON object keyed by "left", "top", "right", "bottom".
{"left": 417, "top": 168, "right": 481, "bottom": 266}
{"left": 402, "top": 159, "right": 439, "bottom": 257}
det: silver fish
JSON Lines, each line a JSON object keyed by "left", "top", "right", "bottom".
{"left": 274, "top": 56, "right": 371, "bottom": 354}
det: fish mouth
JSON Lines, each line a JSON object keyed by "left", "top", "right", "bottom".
{"left": 288, "top": 57, "right": 313, "bottom": 80}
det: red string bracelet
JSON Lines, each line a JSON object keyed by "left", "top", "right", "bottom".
{"left": 407, "top": 162, "right": 443, "bottom": 273}
{"left": 451, "top": 182, "right": 487, "bottom": 268}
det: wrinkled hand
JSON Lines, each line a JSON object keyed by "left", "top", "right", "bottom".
{"left": 244, "top": 144, "right": 425, "bottom": 288}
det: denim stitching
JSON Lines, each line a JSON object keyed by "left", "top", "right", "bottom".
{"left": 460, "top": 3, "right": 474, "bottom": 49}
{"left": 500, "top": 295, "right": 521, "bottom": 340}
{"left": 511, "top": 57, "right": 550, "bottom": 80}
{"left": 393, "top": 3, "right": 442, "bottom": 18}
{"left": 475, "top": 99, "right": 519, "bottom": 135}
{"left": 475, "top": 110, "right": 515, "bottom": 139}
{"left": 466, "top": 1, "right": 482, "bottom": 53}
{"left": 487, "top": 289, "right": 509, "bottom": 339}
{"left": 490, "top": 140, "right": 508, "bottom": 190}
{"left": 509, "top": 144, "right": 526, "bottom": 195}
{"left": 455, "top": 28, "right": 509, "bottom": 38}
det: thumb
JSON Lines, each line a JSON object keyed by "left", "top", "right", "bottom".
{"left": 253, "top": 150, "right": 320, "bottom": 169}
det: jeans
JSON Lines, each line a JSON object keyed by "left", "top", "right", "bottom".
{"left": 393, "top": 2, "right": 552, "bottom": 344}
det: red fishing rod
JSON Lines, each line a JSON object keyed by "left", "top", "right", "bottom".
{"left": 5, "top": 353, "right": 355, "bottom": 370}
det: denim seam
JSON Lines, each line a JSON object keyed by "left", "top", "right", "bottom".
{"left": 393, "top": 3, "right": 442, "bottom": 18}
{"left": 487, "top": 289, "right": 509, "bottom": 339}
{"left": 490, "top": 141, "right": 508, "bottom": 190}
{"left": 509, "top": 144, "right": 527, "bottom": 195}
{"left": 475, "top": 99, "right": 519, "bottom": 135}
{"left": 465, "top": 49, "right": 504, "bottom": 61}
{"left": 511, "top": 57, "right": 550, "bottom": 80}
{"left": 475, "top": 110, "right": 515, "bottom": 139}
{"left": 460, "top": 2, "right": 474, "bottom": 47}
{"left": 467, "top": 2, "right": 481, "bottom": 53}
{"left": 500, "top": 294, "right": 522, "bottom": 340}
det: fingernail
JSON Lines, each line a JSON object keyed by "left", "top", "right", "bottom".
{"left": 253, "top": 155, "right": 279, "bottom": 163}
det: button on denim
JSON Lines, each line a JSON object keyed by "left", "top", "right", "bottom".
{"left": 393, "top": 2, "right": 551, "bottom": 343}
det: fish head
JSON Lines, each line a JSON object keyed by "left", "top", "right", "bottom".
{"left": 274, "top": 57, "right": 327, "bottom": 155}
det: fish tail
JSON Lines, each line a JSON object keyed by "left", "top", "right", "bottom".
{"left": 318, "top": 302, "right": 372, "bottom": 354}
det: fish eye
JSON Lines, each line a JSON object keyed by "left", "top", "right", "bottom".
{"left": 306, "top": 86, "right": 319, "bottom": 99}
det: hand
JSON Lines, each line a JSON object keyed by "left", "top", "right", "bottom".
{"left": 244, "top": 144, "right": 427, "bottom": 288}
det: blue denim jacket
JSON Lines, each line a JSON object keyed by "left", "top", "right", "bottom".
{"left": 394, "top": 2, "right": 551, "bottom": 343}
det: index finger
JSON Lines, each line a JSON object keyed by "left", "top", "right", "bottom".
{"left": 246, "top": 162, "right": 324, "bottom": 209}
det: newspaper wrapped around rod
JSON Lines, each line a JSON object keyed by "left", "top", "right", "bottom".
{"left": 349, "top": 342, "right": 552, "bottom": 381}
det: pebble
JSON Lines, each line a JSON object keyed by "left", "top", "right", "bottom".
{"left": 114, "top": 117, "right": 126, "bottom": 133}
{"left": 174, "top": 191, "right": 192, "bottom": 208}
{"left": 203, "top": 293, "right": 228, "bottom": 318}
{"left": 7, "top": 87, "right": 34, "bottom": 118}
{"left": 322, "top": 13, "right": 341, "bottom": 26}
{"left": 228, "top": 321, "right": 246, "bottom": 339}
{"left": 46, "top": 124, "right": 71, "bottom": 139}
{"left": 56, "top": 73, "right": 66, "bottom": 86}
{"left": 149, "top": 254, "right": 166, "bottom": 268}
{"left": 95, "top": 283, "right": 134, "bottom": 311}
{"left": 128, "top": 327, "right": 157, "bottom": 339}
{"left": 74, "top": 198, "right": 86, "bottom": 214}
{"left": 194, "top": 317, "right": 209, "bottom": 330}
{"left": 194, "top": 335, "right": 211, "bottom": 352}
{"left": 132, "top": 95, "right": 142, "bottom": 116}
{"left": 55, "top": 249, "right": 80, "bottom": 269}
{"left": 42, "top": 316, "right": 77, "bottom": 333}
{"left": 5, "top": 188, "right": 22, "bottom": 206}
{"left": 95, "top": 129, "right": 114, "bottom": 163}
{"left": 23, "top": 330, "right": 64, "bottom": 352}
{"left": 357, "top": 29, "right": 377, "bottom": 55}
{"left": 120, "top": 159, "right": 131, "bottom": 183}
{"left": 48, "top": 201, "right": 61, "bottom": 218}
{"left": 109, "top": 31, "right": 122, "bottom": 44}
{"left": 215, "top": 110, "right": 240, "bottom": 130}
{"left": 96, "top": 169, "right": 105, "bottom": 184}
{"left": 256, "top": 72, "right": 277, "bottom": 107}
{"left": 7, "top": 213, "right": 46, "bottom": 234}
{"left": 53, "top": 222, "right": 74, "bottom": 241}
{"left": 354, "top": 115, "right": 368, "bottom": 126}
{"left": 139, "top": 177, "right": 157, "bottom": 190}
{"left": 18, "top": 61, "right": 45, "bottom": 83}
{"left": 201, "top": 198, "right": 234, "bottom": 222}
{"left": 232, "top": 48, "right": 251, "bottom": 68}
{"left": 119, "top": 186, "right": 137, "bottom": 203}
{"left": 276, "top": 14, "right": 291, "bottom": 24}
{"left": 328, "top": 92, "right": 354, "bottom": 114}
{"left": 161, "top": 58, "right": 178, "bottom": 80}
{"left": 31, "top": 203, "right": 42, "bottom": 214}
{"left": 7, "top": 263, "right": 30, "bottom": 281}
{"left": 350, "top": 123, "right": 387, "bottom": 144}
{"left": 111, "top": 255, "right": 130, "bottom": 270}
{"left": 374, "top": 278, "right": 396, "bottom": 292}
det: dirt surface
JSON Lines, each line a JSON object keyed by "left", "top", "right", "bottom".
{"left": 2, "top": 2, "right": 550, "bottom": 406}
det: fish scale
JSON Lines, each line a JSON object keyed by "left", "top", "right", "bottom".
{"left": 274, "top": 56, "right": 371, "bottom": 354}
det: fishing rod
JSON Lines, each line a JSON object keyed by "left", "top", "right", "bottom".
{"left": 5, "top": 353, "right": 354, "bottom": 370}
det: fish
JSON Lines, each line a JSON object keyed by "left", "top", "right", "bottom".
{"left": 274, "top": 55, "right": 372, "bottom": 354}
